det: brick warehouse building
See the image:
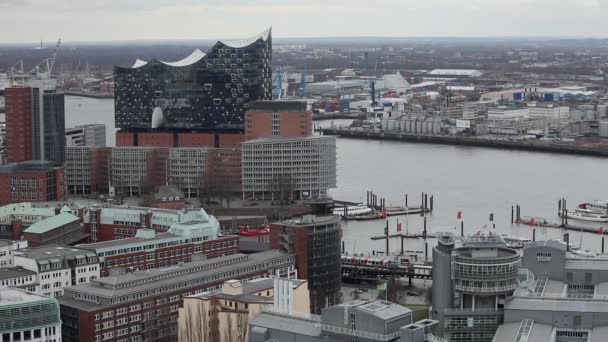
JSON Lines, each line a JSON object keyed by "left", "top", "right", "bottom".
{"left": 244, "top": 100, "right": 312, "bottom": 140}
{"left": 77, "top": 226, "right": 239, "bottom": 277}
{"left": 0, "top": 161, "right": 65, "bottom": 206}
{"left": 269, "top": 215, "right": 342, "bottom": 314}
{"left": 58, "top": 251, "right": 295, "bottom": 342}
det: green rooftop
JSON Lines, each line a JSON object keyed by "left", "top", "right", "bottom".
{"left": 24, "top": 212, "right": 80, "bottom": 235}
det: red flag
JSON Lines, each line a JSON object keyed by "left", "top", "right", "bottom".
{"left": 600, "top": 227, "right": 604, "bottom": 236}
{"left": 457, "top": 211, "right": 462, "bottom": 220}
{"left": 382, "top": 209, "right": 387, "bottom": 218}
{"left": 397, "top": 223, "right": 402, "bottom": 232}
{"left": 529, "top": 217, "right": 535, "bottom": 227}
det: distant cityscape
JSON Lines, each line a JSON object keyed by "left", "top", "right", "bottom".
{"left": 0, "top": 23, "right": 607, "bottom": 342}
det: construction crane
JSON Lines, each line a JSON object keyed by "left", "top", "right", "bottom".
{"left": 8, "top": 60, "right": 24, "bottom": 86}
{"left": 364, "top": 52, "right": 377, "bottom": 106}
{"left": 299, "top": 63, "right": 307, "bottom": 98}
{"left": 29, "top": 38, "right": 61, "bottom": 79}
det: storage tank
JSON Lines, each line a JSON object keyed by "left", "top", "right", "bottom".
{"left": 381, "top": 119, "right": 389, "bottom": 131}
{"left": 399, "top": 119, "right": 406, "bottom": 132}
{"left": 416, "top": 120, "right": 423, "bottom": 134}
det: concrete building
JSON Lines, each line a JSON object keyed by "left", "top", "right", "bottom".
{"left": 528, "top": 103, "right": 570, "bottom": 120}
{"left": 244, "top": 100, "right": 312, "bottom": 140}
{"left": 493, "top": 240, "right": 608, "bottom": 341}
{"left": 58, "top": 250, "right": 295, "bottom": 342}
{"left": 249, "top": 299, "right": 431, "bottom": 342}
{"left": 77, "top": 225, "right": 239, "bottom": 276}
{"left": 242, "top": 136, "right": 337, "bottom": 200}
{"left": 270, "top": 215, "right": 341, "bottom": 314}
{"left": 178, "top": 277, "right": 309, "bottom": 342}
{"left": 0, "top": 161, "right": 65, "bottom": 206}
{"left": 65, "top": 146, "right": 111, "bottom": 195}
{"left": 13, "top": 245, "right": 100, "bottom": 297}
{"left": 0, "top": 288, "right": 62, "bottom": 342}
{"left": 431, "top": 233, "right": 528, "bottom": 342}
{"left": 4, "top": 80, "right": 65, "bottom": 164}
{"left": 0, "top": 266, "right": 38, "bottom": 292}
{"left": 0, "top": 239, "right": 27, "bottom": 267}
{"left": 487, "top": 106, "right": 530, "bottom": 121}
{"left": 65, "top": 124, "right": 106, "bottom": 147}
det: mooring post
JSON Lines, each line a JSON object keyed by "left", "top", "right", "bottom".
{"left": 342, "top": 241, "right": 345, "bottom": 254}
{"left": 564, "top": 233, "right": 569, "bottom": 252}
{"left": 385, "top": 220, "right": 389, "bottom": 256}
{"left": 423, "top": 216, "right": 427, "bottom": 240}
{"left": 400, "top": 236, "right": 404, "bottom": 255}
{"left": 603, "top": 237, "right": 605, "bottom": 254}
{"left": 461, "top": 221, "right": 464, "bottom": 237}
{"left": 405, "top": 194, "right": 408, "bottom": 208}
{"left": 533, "top": 229, "right": 536, "bottom": 242}
{"left": 558, "top": 199, "right": 562, "bottom": 217}
{"left": 424, "top": 194, "right": 428, "bottom": 210}
{"left": 430, "top": 195, "right": 434, "bottom": 212}
{"left": 367, "top": 191, "right": 370, "bottom": 206}
{"left": 511, "top": 205, "right": 514, "bottom": 224}
{"left": 425, "top": 242, "right": 428, "bottom": 261}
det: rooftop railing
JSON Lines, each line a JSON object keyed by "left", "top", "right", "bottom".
{"left": 320, "top": 324, "right": 400, "bottom": 341}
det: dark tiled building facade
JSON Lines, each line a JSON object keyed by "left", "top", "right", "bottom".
{"left": 114, "top": 29, "right": 272, "bottom": 132}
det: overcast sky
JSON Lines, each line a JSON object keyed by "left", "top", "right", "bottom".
{"left": 0, "top": 0, "right": 606, "bottom": 43}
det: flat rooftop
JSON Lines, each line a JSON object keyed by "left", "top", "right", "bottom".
{"left": 275, "top": 215, "right": 340, "bottom": 227}
{"left": 0, "top": 267, "right": 36, "bottom": 280}
{"left": 0, "top": 288, "right": 52, "bottom": 305}
{"left": 14, "top": 245, "right": 97, "bottom": 261}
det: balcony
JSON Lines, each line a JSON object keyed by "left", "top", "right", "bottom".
{"left": 454, "top": 283, "right": 519, "bottom": 294}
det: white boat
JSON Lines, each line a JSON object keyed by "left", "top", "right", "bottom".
{"left": 501, "top": 235, "right": 531, "bottom": 248}
{"left": 566, "top": 208, "right": 608, "bottom": 222}
{"left": 579, "top": 200, "right": 608, "bottom": 213}
{"left": 332, "top": 204, "right": 373, "bottom": 218}
{"left": 571, "top": 249, "right": 597, "bottom": 257}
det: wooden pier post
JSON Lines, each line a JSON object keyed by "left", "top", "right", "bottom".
{"left": 533, "top": 229, "right": 536, "bottom": 242}
{"left": 564, "top": 233, "right": 569, "bottom": 252}
{"left": 558, "top": 199, "right": 562, "bottom": 217}
{"left": 344, "top": 205, "right": 348, "bottom": 221}
{"left": 342, "top": 241, "right": 345, "bottom": 254}
{"left": 385, "top": 220, "right": 389, "bottom": 256}
{"left": 367, "top": 191, "right": 370, "bottom": 206}
{"left": 564, "top": 199, "right": 568, "bottom": 226}
{"left": 423, "top": 216, "right": 427, "bottom": 240}
{"left": 405, "top": 194, "right": 408, "bottom": 208}
{"left": 511, "top": 205, "right": 514, "bottom": 224}
{"left": 603, "top": 237, "right": 605, "bottom": 254}
{"left": 425, "top": 242, "right": 428, "bottom": 261}
{"left": 461, "top": 221, "right": 464, "bottom": 237}
{"left": 400, "top": 236, "right": 404, "bottom": 255}
{"left": 430, "top": 195, "right": 434, "bottom": 212}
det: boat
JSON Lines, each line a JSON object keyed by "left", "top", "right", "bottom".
{"left": 332, "top": 204, "right": 373, "bottom": 218}
{"left": 571, "top": 249, "right": 597, "bottom": 257}
{"left": 566, "top": 208, "right": 608, "bottom": 223}
{"left": 579, "top": 200, "right": 608, "bottom": 213}
{"left": 239, "top": 225, "right": 270, "bottom": 236}
{"left": 501, "top": 235, "right": 532, "bottom": 249}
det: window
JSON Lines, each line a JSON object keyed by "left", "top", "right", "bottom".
{"left": 536, "top": 252, "right": 552, "bottom": 262}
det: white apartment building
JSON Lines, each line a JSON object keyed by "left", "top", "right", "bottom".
{"left": 13, "top": 245, "right": 100, "bottom": 297}
{"left": 0, "top": 239, "right": 27, "bottom": 267}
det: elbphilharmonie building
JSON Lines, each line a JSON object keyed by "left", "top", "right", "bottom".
{"left": 114, "top": 28, "right": 272, "bottom": 132}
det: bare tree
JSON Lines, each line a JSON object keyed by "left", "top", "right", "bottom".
{"left": 270, "top": 173, "right": 295, "bottom": 203}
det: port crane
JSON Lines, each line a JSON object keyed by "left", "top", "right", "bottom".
{"left": 29, "top": 38, "right": 61, "bottom": 79}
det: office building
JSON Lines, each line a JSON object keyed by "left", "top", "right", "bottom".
{"left": 58, "top": 250, "right": 295, "bottom": 342}
{"left": 22, "top": 206, "right": 87, "bottom": 247}
{"left": 65, "top": 146, "right": 111, "bottom": 195}
{"left": 270, "top": 215, "right": 341, "bottom": 314}
{"left": 178, "top": 277, "right": 309, "bottom": 342}
{"left": 244, "top": 100, "right": 312, "bottom": 140}
{"left": 0, "top": 160, "right": 65, "bottom": 206}
{"left": 0, "top": 288, "right": 62, "bottom": 342}
{"left": 431, "top": 233, "right": 524, "bottom": 342}
{"left": 114, "top": 29, "right": 272, "bottom": 132}
{"left": 0, "top": 239, "right": 27, "bottom": 267}
{"left": 0, "top": 267, "right": 38, "bottom": 292}
{"left": 493, "top": 240, "right": 608, "bottom": 341}
{"left": 249, "top": 299, "right": 426, "bottom": 342}
{"left": 65, "top": 124, "right": 106, "bottom": 147}
{"left": 77, "top": 225, "right": 239, "bottom": 276}
{"left": 84, "top": 205, "right": 221, "bottom": 243}
{"left": 242, "top": 136, "right": 337, "bottom": 200}
{"left": 4, "top": 79, "right": 65, "bottom": 164}
{"left": 13, "top": 245, "right": 100, "bottom": 297}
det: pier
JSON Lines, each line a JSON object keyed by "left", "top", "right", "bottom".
{"left": 321, "top": 127, "right": 608, "bottom": 158}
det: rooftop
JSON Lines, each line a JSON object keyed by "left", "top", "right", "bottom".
{"left": 243, "top": 135, "right": 335, "bottom": 144}
{"left": 0, "top": 267, "right": 36, "bottom": 280}
{"left": 428, "top": 69, "right": 482, "bottom": 77}
{"left": 0, "top": 202, "right": 56, "bottom": 220}
{"left": 249, "top": 100, "right": 307, "bottom": 112}
{"left": 153, "top": 185, "right": 184, "bottom": 201}
{"left": 336, "top": 299, "right": 412, "bottom": 320}
{"left": 14, "top": 245, "right": 97, "bottom": 261}
{"left": 0, "top": 287, "right": 52, "bottom": 306}
{"left": 23, "top": 212, "right": 80, "bottom": 235}
{"left": 250, "top": 311, "right": 321, "bottom": 337}
{"left": 0, "top": 160, "right": 61, "bottom": 173}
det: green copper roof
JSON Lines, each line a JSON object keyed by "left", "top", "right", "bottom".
{"left": 24, "top": 212, "right": 80, "bottom": 234}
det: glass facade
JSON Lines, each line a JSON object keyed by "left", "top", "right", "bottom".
{"left": 114, "top": 29, "right": 272, "bottom": 132}
{"left": 43, "top": 92, "right": 66, "bottom": 163}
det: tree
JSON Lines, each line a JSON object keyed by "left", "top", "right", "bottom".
{"left": 270, "top": 173, "right": 295, "bottom": 203}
